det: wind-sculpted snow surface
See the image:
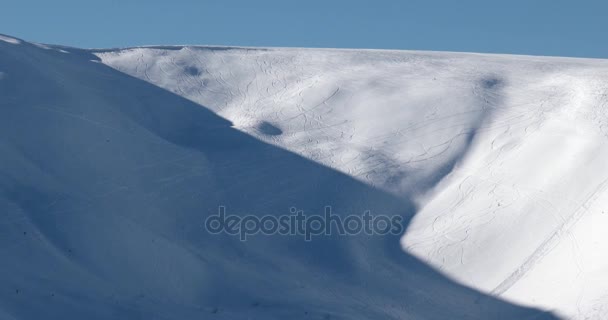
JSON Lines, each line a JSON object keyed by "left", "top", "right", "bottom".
{"left": 0, "top": 34, "right": 600, "bottom": 320}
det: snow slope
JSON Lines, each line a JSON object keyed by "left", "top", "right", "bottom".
{"left": 0, "top": 33, "right": 605, "bottom": 319}
{"left": 97, "top": 45, "right": 608, "bottom": 319}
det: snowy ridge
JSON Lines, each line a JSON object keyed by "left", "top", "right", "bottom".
{"left": 0, "top": 33, "right": 607, "bottom": 319}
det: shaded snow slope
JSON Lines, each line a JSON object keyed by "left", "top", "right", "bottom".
{"left": 0, "top": 35, "right": 557, "bottom": 319}
{"left": 96, "top": 45, "right": 608, "bottom": 319}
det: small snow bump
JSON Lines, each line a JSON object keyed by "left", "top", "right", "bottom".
{"left": 0, "top": 35, "right": 21, "bottom": 45}
{"left": 32, "top": 42, "right": 69, "bottom": 53}
{"left": 481, "top": 77, "right": 502, "bottom": 89}
{"left": 256, "top": 121, "right": 283, "bottom": 136}
{"left": 33, "top": 43, "right": 52, "bottom": 50}
{"left": 185, "top": 66, "right": 201, "bottom": 76}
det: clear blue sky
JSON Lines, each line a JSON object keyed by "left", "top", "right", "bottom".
{"left": 2, "top": 0, "right": 607, "bottom": 58}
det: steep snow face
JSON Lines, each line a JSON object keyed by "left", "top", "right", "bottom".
{"left": 98, "top": 47, "right": 608, "bottom": 319}
{"left": 0, "top": 36, "right": 558, "bottom": 320}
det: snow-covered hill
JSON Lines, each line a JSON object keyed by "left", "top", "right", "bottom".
{"left": 1, "top": 33, "right": 607, "bottom": 319}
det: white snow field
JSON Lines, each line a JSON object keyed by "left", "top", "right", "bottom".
{"left": 1, "top": 33, "right": 607, "bottom": 319}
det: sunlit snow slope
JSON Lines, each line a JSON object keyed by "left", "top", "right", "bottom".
{"left": 0, "top": 32, "right": 604, "bottom": 319}
{"left": 97, "top": 45, "right": 608, "bottom": 319}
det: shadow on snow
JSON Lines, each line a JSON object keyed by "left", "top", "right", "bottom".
{"left": 0, "top": 38, "right": 557, "bottom": 319}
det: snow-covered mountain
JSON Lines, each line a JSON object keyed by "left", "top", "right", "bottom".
{"left": 1, "top": 33, "right": 607, "bottom": 319}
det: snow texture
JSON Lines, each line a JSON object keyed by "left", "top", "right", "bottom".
{"left": 3, "top": 33, "right": 608, "bottom": 319}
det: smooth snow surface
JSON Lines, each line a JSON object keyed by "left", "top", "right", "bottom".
{"left": 1, "top": 33, "right": 607, "bottom": 319}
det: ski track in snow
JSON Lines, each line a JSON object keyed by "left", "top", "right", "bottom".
{"left": 491, "top": 177, "right": 608, "bottom": 296}
{"left": 95, "top": 45, "right": 608, "bottom": 319}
